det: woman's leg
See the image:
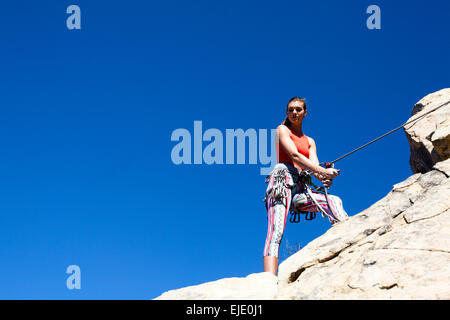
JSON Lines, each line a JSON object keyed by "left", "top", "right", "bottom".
{"left": 263, "top": 175, "right": 293, "bottom": 275}
{"left": 263, "top": 256, "right": 278, "bottom": 275}
{"left": 292, "top": 191, "right": 348, "bottom": 224}
{"left": 326, "top": 194, "right": 348, "bottom": 222}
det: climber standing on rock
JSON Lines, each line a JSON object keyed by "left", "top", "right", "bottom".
{"left": 263, "top": 96, "right": 349, "bottom": 276}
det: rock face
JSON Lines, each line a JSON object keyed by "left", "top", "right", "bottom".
{"left": 154, "top": 89, "right": 450, "bottom": 300}
{"left": 405, "top": 88, "right": 450, "bottom": 173}
{"left": 277, "top": 157, "right": 450, "bottom": 299}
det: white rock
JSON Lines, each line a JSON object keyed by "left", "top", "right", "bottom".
{"left": 154, "top": 272, "right": 278, "bottom": 300}
{"left": 404, "top": 88, "right": 450, "bottom": 173}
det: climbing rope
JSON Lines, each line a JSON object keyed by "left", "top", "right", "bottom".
{"left": 329, "top": 100, "right": 450, "bottom": 165}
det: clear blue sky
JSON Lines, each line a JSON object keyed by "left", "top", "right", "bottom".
{"left": 0, "top": 0, "right": 449, "bottom": 299}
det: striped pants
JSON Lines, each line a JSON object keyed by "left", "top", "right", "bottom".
{"left": 263, "top": 163, "right": 348, "bottom": 258}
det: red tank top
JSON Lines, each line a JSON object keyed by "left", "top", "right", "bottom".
{"left": 277, "top": 129, "right": 310, "bottom": 169}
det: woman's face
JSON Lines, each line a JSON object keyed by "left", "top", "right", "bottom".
{"left": 286, "top": 100, "right": 307, "bottom": 125}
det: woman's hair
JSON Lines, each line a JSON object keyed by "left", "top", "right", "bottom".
{"left": 281, "top": 96, "right": 307, "bottom": 126}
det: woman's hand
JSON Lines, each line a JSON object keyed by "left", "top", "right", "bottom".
{"left": 313, "top": 171, "right": 334, "bottom": 188}
{"left": 312, "top": 167, "right": 340, "bottom": 188}
{"left": 321, "top": 178, "right": 333, "bottom": 188}
{"left": 316, "top": 167, "right": 340, "bottom": 180}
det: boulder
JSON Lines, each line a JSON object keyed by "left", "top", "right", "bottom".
{"left": 277, "top": 158, "right": 450, "bottom": 299}
{"left": 154, "top": 272, "right": 278, "bottom": 300}
{"left": 405, "top": 88, "right": 450, "bottom": 173}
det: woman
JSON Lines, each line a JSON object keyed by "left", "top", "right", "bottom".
{"left": 263, "top": 96, "right": 348, "bottom": 276}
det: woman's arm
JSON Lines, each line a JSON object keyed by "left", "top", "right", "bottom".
{"left": 308, "top": 136, "right": 334, "bottom": 187}
{"left": 307, "top": 137, "right": 320, "bottom": 166}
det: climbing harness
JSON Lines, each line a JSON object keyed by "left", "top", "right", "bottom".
{"left": 264, "top": 162, "right": 339, "bottom": 224}
{"left": 287, "top": 164, "right": 340, "bottom": 224}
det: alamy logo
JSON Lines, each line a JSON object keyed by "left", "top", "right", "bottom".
{"left": 366, "top": 5, "right": 381, "bottom": 30}
{"left": 170, "top": 121, "right": 277, "bottom": 175}
{"left": 66, "top": 265, "right": 81, "bottom": 290}
{"left": 66, "top": 5, "right": 81, "bottom": 30}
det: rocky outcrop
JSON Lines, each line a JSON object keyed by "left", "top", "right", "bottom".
{"left": 154, "top": 89, "right": 450, "bottom": 300}
{"left": 405, "top": 88, "right": 450, "bottom": 173}
{"left": 155, "top": 272, "right": 278, "bottom": 300}
{"left": 277, "top": 157, "right": 450, "bottom": 299}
